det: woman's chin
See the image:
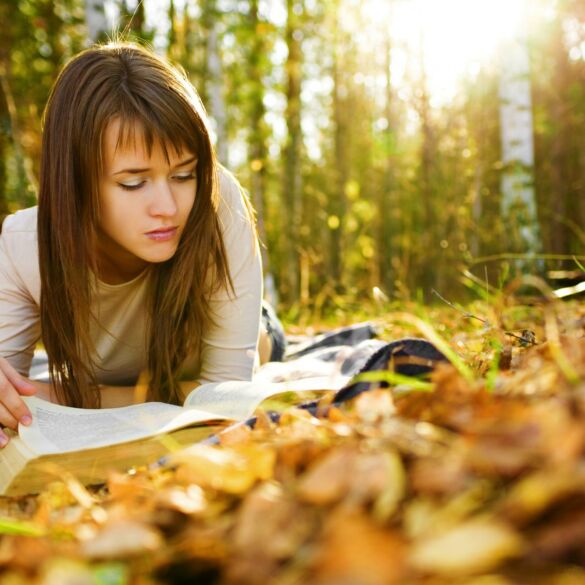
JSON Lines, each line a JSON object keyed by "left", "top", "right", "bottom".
{"left": 140, "top": 245, "right": 179, "bottom": 264}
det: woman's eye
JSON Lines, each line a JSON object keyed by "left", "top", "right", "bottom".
{"left": 118, "top": 181, "right": 145, "bottom": 191}
{"left": 173, "top": 172, "right": 196, "bottom": 182}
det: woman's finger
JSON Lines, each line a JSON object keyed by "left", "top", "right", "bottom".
{"left": 0, "top": 428, "right": 10, "bottom": 448}
{"left": 0, "top": 357, "right": 37, "bottom": 395}
{"left": 0, "top": 403, "right": 18, "bottom": 432}
{"left": 0, "top": 371, "right": 32, "bottom": 427}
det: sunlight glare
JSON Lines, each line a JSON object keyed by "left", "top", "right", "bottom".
{"left": 365, "top": 0, "right": 529, "bottom": 103}
{"left": 417, "top": 0, "right": 528, "bottom": 101}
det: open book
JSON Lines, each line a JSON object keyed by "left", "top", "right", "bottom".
{"left": 0, "top": 375, "right": 349, "bottom": 497}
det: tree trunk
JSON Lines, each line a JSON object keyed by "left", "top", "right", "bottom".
{"left": 282, "top": 0, "right": 303, "bottom": 303}
{"left": 498, "top": 25, "right": 540, "bottom": 257}
{"left": 201, "top": 0, "right": 228, "bottom": 165}
{"left": 330, "top": 3, "right": 348, "bottom": 292}
{"left": 377, "top": 24, "right": 395, "bottom": 296}
{"left": 417, "top": 28, "right": 435, "bottom": 296}
{"left": 247, "top": 0, "right": 274, "bottom": 304}
{"left": 0, "top": 64, "right": 37, "bottom": 194}
{"left": 168, "top": 0, "right": 177, "bottom": 52}
{"left": 0, "top": 77, "right": 10, "bottom": 223}
{"left": 85, "top": 0, "right": 108, "bottom": 43}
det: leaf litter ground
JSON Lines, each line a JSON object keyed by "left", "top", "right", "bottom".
{"left": 0, "top": 299, "right": 584, "bottom": 585}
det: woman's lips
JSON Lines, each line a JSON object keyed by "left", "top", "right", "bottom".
{"left": 145, "top": 227, "right": 178, "bottom": 242}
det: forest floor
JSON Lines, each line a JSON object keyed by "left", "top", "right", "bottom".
{"left": 0, "top": 295, "right": 583, "bottom": 585}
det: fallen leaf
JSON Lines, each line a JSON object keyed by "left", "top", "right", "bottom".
{"left": 311, "top": 510, "right": 407, "bottom": 585}
{"left": 81, "top": 519, "right": 163, "bottom": 560}
{"left": 409, "top": 518, "right": 522, "bottom": 576}
{"left": 39, "top": 558, "right": 96, "bottom": 585}
{"left": 171, "top": 443, "right": 275, "bottom": 494}
{"left": 232, "top": 481, "right": 313, "bottom": 558}
{"left": 296, "top": 446, "right": 356, "bottom": 505}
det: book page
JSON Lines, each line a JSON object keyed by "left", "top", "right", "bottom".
{"left": 19, "top": 397, "right": 228, "bottom": 455}
{"left": 184, "top": 375, "right": 350, "bottom": 420}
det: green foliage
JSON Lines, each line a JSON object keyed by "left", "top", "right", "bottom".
{"left": 0, "top": 0, "right": 583, "bottom": 309}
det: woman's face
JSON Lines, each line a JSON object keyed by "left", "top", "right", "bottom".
{"left": 97, "top": 120, "right": 197, "bottom": 284}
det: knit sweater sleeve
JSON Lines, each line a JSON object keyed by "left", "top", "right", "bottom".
{"left": 0, "top": 209, "right": 41, "bottom": 376}
{"left": 196, "top": 168, "right": 263, "bottom": 383}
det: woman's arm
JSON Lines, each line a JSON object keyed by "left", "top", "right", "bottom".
{"left": 194, "top": 170, "right": 263, "bottom": 384}
{"left": 23, "top": 379, "right": 143, "bottom": 408}
{"left": 23, "top": 379, "right": 201, "bottom": 410}
{"left": 0, "top": 210, "right": 43, "bottom": 445}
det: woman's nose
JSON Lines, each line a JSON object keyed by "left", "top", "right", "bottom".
{"left": 149, "top": 181, "right": 177, "bottom": 217}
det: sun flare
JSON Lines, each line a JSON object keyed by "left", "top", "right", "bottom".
{"left": 366, "top": 0, "right": 531, "bottom": 102}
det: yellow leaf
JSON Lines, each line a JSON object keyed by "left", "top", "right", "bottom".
{"left": 409, "top": 518, "right": 522, "bottom": 575}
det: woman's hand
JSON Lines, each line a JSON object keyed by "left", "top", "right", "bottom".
{"left": 0, "top": 357, "right": 38, "bottom": 447}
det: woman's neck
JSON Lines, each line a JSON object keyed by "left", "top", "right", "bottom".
{"left": 96, "top": 256, "right": 148, "bottom": 285}
{"left": 95, "top": 232, "right": 149, "bottom": 285}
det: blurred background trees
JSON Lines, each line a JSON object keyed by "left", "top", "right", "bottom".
{"left": 0, "top": 0, "right": 583, "bottom": 316}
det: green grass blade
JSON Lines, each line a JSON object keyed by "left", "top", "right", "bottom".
{"left": 392, "top": 312, "right": 475, "bottom": 384}
{"left": 0, "top": 517, "right": 45, "bottom": 537}
{"left": 574, "top": 256, "right": 585, "bottom": 273}
{"left": 353, "top": 370, "right": 434, "bottom": 392}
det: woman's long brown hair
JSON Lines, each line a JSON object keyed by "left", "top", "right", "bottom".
{"left": 38, "top": 42, "right": 233, "bottom": 407}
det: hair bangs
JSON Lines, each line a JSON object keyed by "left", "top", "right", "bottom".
{"left": 110, "top": 82, "right": 206, "bottom": 169}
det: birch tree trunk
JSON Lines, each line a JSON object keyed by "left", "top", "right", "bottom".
{"left": 85, "top": 0, "right": 108, "bottom": 44}
{"left": 202, "top": 0, "right": 228, "bottom": 165}
{"left": 377, "top": 22, "right": 395, "bottom": 296}
{"left": 206, "top": 26, "right": 227, "bottom": 163}
{"left": 498, "top": 27, "right": 540, "bottom": 257}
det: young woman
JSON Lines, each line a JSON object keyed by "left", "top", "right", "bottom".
{"left": 0, "top": 42, "right": 264, "bottom": 446}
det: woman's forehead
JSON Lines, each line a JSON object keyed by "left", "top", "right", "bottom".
{"left": 102, "top": 118, "right": 191, "bottom": 167}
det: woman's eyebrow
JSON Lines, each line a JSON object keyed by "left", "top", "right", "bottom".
{"left": 113, "top": 166, "right": 150, "bottom": 176}
{"left": 112, "top": 156, "right": 198, "bottom": 176}
{"left": 173, "top": 155, "right": 198, "bottom": 168}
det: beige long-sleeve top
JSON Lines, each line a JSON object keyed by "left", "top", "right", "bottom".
{"left": 0, "top": 168, "right": 263, "bottom": 386}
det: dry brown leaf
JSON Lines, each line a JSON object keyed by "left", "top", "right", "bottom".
{"left": 38, "top": 558, "right": 96, "bottom": 585}
{"left": 218, "top": 421, "right": 253, "bottom": 446}
{"left": 81, "top": 519, "right": 163, "bottom": 560}
{"left": 232, "top": 481, "right": 313, "bottom": 558}
{"left": 409, "top": 517, "right": 523, "bottom": 576}
{"left": 0, "top": 573, "right": 35, "bottom": 585}
{"left": 154, "top": 485, "right": 208, "bottom": 516}
{"left": 275, "top": 439, "right": 326, "bottom": 479}
{"left": 354, "top": 389, "right": 396, "bottom": 423}
{"left": 226, "top": 482, "right": 314, "bottom": 584}
{"left": 411, "top": 453, "right": 470, "bottom": 496}
{"left": 311, "top": 510, "right": 407, "bottom": 585}
{"left": 0, "top": 536, "right": 54, "bottom": 574}
{"left": 498, "top": 467, "right": 585, "bottom": 525}
{"left": 106, "top": 472, "right": 157, "bottom": 502}
{"left": 170, "top": 522, "right": 230, "bottom": 562}
{"left": 171, "top": 443, "right": 275, "bottom": 494}
{"left": 296, "top": 446, "right": 357, "bottom": 505}
{"left": 528, "top": 505, "right": 585, "bottom": 562}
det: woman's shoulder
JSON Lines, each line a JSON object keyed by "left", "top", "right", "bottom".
{"left": 0, "top": 206, "right": 39, "bottom": 302}
{"left": 216, "top": 165, "right": 254, "bottom": 227}
{"left": 2, "top": 206, "right": 38, "bottom": 235}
